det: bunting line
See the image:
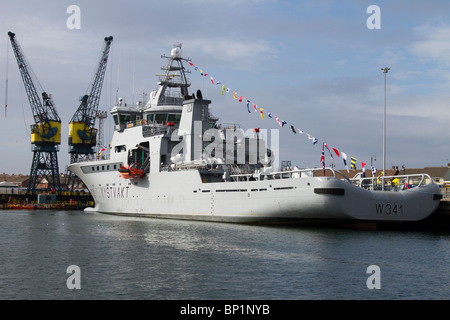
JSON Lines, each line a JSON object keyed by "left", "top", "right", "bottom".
{"left": 187, "top": 60, "right": 377, "bottom": 176}
{"left": 320, "top": 143, "right": 325, "bottom": 175}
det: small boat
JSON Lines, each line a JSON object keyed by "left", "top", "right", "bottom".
{"left": 118, "top": 165, "right": 132, "bottom": 179}
{"left": 118, "top": 164, "right": 145, "bottom": 179}
{"left": 129, "top": 164, "right": 145, "bottom": 178}
{"left": 9, "top": 204, "right": 35, "bottom": 210}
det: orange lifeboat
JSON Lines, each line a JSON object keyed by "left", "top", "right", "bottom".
{"left": 119, "top": 164, "right": 145, "bottom": 179}
{"left": 118, "top": 166, "right": 131, "bottom": 179}
{"left": 129, "top": 164, "right": 145, "bottom": 178}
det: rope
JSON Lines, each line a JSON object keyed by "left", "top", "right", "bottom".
{"left": 4, "top": 40, "right": 9, "bottom": 118}
{"left": 20, "top": 79, "right": 30, "bottom": 140}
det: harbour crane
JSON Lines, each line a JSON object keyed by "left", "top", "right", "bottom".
{"left": 7, "top": 31, "right": 62, "bottom": 194}
{"left": 67, "top": 36, "right": 113, "bottom": 190}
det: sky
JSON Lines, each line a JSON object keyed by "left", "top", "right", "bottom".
{"left": 1, "top": 0, "right": 450, "bottom": 175}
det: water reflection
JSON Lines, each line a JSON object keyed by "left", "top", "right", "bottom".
{"left": 0, "top": 210, "right": 449, "bottom": 299}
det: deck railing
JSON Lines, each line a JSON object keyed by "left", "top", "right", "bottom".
{"left": 349, "top": 173, "right": 432, "bottom": 190}
{"left": 229, "top": 167, "right": 433, "bottom": 191}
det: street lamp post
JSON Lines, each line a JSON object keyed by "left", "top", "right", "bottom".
{"left": 381, "top": 67, "right": 390, "bottom": 191}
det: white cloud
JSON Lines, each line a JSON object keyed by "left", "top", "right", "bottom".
{"left": 186, "top": 37, "right": 277, "bottom": 69}
{"left": 409, "top": 24, "right": 450, "bottom": 65}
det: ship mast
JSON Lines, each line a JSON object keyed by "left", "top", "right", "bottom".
{"left": 154, "top": 44, "right": 191, "bottom": 104}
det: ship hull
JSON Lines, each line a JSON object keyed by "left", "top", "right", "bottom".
{"left": 68, "top": 161, "right": 441, "bottom": 224}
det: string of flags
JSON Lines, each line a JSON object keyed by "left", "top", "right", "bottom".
{"left": 96, "top": 143, "right": 111, "bottom": 159}
{"left": 187, "top": 61, "right": 378, "bottom": 176}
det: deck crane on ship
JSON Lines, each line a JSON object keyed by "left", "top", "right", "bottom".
{"left": 67, "top": 36, "right": 113, "bottom": 190}
{"left": 8, "top": 31, "right": 62, "bottom": 194}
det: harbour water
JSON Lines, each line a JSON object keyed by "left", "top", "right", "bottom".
{"left": 0, "top": 209, "right": 449, "bottom": 301}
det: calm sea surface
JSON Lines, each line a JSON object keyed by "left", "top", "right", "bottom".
{"left": 0, "top": 209, "right": 449, "bottom": 300}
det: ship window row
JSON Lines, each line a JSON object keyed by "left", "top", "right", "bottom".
{"left": 91, "top": 164, "right": 118, "bottom": 172}
{"left": 193, "top": 187, "right": 294, "bottom": 193}
{"left": 113, "top": 114, "right": 142, "bottom": 126}
{"left": 273, "top": 186, "right": 294, "bottom": 190}
{"left": 81, "top": 163, "right": 120, "bottom": 174}
{"left": 146, "top": 113, "right": 181, "bottom": 125}
{"left": 216, "top": 189, "right": 248, "bottom": 192}
{"left": 112, "top": 112, "right": 181, "bottom": 129}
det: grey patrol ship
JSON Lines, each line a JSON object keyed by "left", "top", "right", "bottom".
{"left": 68, "top": 44, "right": 442, "bottom": 224}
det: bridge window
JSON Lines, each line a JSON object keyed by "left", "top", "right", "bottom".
{"left": 155, "top": 113, "right": 167, "bottom": 124}
{"left": 167, "top": 113, "right": 181, "bottom": 123}
{"left": 123, "top": 114, "right": 137, "bottom": 124}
